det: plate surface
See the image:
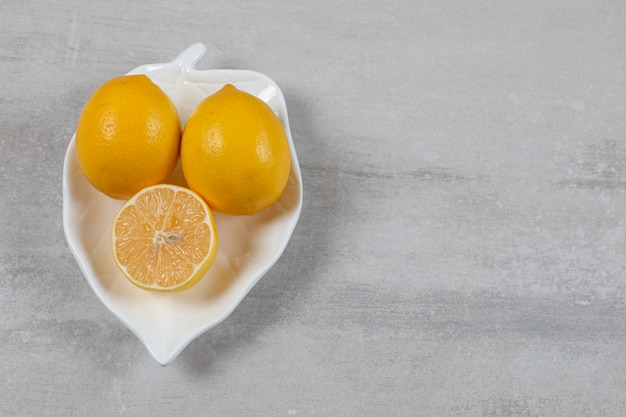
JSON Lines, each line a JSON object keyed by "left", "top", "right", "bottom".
{"left": 62, "top": 43, "right": 303, "bottom": 365}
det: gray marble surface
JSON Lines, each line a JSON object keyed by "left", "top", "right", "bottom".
{"left": 2, "top": 0, "right": 626, "bottom": 415}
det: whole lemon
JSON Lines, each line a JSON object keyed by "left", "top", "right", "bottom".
{"left": 76, "top": 74, "right": 181, "bottom": 200}
{"left": 181, "top": 84, "right": 291, "bottom": 215}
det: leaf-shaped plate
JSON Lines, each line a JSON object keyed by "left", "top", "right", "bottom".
{"left": 62, "top": 43, "right": 303, "bottom": 365}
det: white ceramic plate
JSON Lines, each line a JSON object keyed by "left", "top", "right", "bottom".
{"left": 62, "top": 43, "right": 303, "bottom": 365}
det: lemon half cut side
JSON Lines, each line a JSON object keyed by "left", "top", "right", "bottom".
{"left": 111, "top": 184, "right": 218, "bottom": 292}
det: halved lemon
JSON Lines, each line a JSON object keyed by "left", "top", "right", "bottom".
{"left": 111, "top": 184, "right": 218, "bottom": 292}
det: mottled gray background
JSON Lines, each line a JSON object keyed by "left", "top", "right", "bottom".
{"left": 2, "top": 0, "right": 626, "bottom": 415}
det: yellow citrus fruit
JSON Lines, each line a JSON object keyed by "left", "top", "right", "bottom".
{"left": 111, "top": 184, "right": 218, "bottom": 292}
{"left": 76, "top": 74, "right": 181, "bottom": 200}
{"left": 180, "top": 84, "right": 291, "bottom": 215}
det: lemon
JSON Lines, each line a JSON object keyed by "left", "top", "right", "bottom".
{"left": 112, "top": 184, "right": 218, "bottom": 292}
{"left": 76, "top": 74, "right": 181, "bottom": 200}
{"left": 180, "top": 84, "right": 291, "bottom": 215}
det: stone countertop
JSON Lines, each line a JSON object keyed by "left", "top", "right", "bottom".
{"left": 2, "top": 1, "right": 626, "bottom": 415}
